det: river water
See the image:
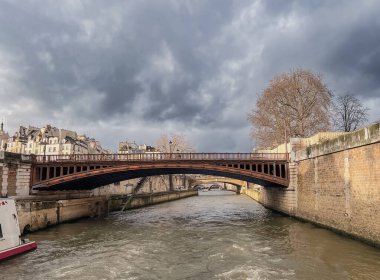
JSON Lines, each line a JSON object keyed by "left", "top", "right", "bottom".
{"left": 1, "top": 191, "right": 380, "bottom": 280}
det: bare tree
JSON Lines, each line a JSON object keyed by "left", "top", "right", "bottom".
{"left": 248, "top": 69, "right": 332, "bottom": 149}
{"left": 332, "top": 94, "right": 368, "bottom": 132}
{"left": 155, "top": 133, "right": 194, "bottom": 191}
{"left": 155, "top": 133, "right": 195, "bottom": 153}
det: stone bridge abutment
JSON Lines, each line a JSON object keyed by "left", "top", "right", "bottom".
{"left": 0, "top": 152, "right": 32, "bottom": 197}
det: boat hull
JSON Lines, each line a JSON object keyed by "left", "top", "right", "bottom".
{"left": 0, "top": 242, "right": 37, "bottom": 261}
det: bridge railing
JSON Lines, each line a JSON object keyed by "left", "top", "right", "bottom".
{"left": 34, "top": 153, "right": 288, "bottom": 163}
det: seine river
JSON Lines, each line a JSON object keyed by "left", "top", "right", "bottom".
{"left": 1, "top": 191, "right": 380, "bottom": 280}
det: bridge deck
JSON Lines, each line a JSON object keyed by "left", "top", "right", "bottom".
{"left": 31, "top": 153, "right": 289, "bottom": 191}
{"left": 33, "top": 152, "right": 288, "bottom": 163}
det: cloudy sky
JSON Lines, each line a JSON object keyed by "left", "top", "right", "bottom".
{"left": 0, "top": 0, "right": 379, "bottom": 152}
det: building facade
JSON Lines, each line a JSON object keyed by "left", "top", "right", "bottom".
{"left": 118, "top": 141, "right": 157, "bottom": 156}
{"left": 6, "top": 124, "right": 108, "bottom": 155}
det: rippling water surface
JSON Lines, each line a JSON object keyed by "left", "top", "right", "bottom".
{"left": 1, "top": 191, "right": 380, "bottom": 280}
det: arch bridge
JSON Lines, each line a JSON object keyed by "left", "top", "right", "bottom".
{"left": 31, "top": 153, "right": 289, "bottom": 192}
{"left": 191, "top": 176, "right": 247, "bottom": 193}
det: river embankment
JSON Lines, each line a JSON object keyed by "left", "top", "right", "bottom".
{"left": 15, "top": 190, "right": 197, "bottom": 233}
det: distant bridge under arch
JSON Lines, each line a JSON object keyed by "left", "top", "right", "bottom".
{"left": 191, "top": 176, "right": 247, "bottom": 193}
{"left": 31, "top": 153, "right": 289, "bottom": 192}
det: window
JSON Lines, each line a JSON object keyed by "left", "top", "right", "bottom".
{"left": 0, "top": 224, "right": 3, "bottom": 239}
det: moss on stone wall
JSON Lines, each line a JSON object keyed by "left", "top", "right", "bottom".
{"left": 295, "top": 122, "right": 380, "bottom": 160}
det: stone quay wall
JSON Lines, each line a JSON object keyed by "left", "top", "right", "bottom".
{"left": 109, "top": 190, "right": 198, "bottom": 211}
{"left": 295, "top": 122, "right": 380, "bottom": 246}
{"left": 242, "top": 185, "right": 298, "bottom": 217}
{"left": 0, "top": 152, "right": 32, "bottom": 197}
{"left": 16, "top": 197, "right": 108, "bottom": 233}
{"left": 242, "top": 162, "right": 298, "bottom": 216}
{"left": 244, "top": 122, "right": 380, "bottom": 247}
{"left": 16, "top": 190, "right": 197, "bottom": 233}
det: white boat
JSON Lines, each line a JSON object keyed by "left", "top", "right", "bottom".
{"left": 0, "top": 198, "right": 37, "bottom": 261}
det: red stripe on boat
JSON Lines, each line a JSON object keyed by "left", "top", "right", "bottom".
{"left": 0, "top": 242, "right": 37, "bottom": 261}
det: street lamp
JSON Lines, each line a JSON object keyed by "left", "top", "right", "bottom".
{"left": 176, "top": 147, "right": 185, "bottom": 189}
{"left": 169, "top": 140, "right": 172, "bottom": 159}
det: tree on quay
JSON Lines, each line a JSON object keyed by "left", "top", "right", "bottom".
{"left": 155, "top": 133, "right": 195, "bottom": 153}
{"left": 248, "top": 69, "right": 332, "bottom": 149}
{"left": 332, "top": 94, "right": 368, "bottom": 132}
{"left": 155, "top": 133, "right": 194, "bottom": 191}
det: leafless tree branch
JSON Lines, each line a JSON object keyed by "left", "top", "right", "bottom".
{"left": 332, "top": 94, "right": 368, "bottom": 132}
{"left": 248, "top": 69, "right": 332, "bottom": 149}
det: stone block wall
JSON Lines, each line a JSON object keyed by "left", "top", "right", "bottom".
{"left": 1, "top": 152, "right": 33, "bottom": 197}
{"left": 16, "top": 200, "right": 58, "bottom": 233}
{"left": 122, "top": 190, "right": 198, "bottom": 210}
{"left": 293, "top": 122, "right": 380, "bottom": 246}
{"left": 16, "top": 163, "right": 32, "bottom": 196}
{"left": 260, "top": 188, "right": 297, "bottom": 215}
{"left": 0, "top": 163, "right": 6, "bottom": 197}
{"left": 95, "top": 175, "right": 192, "bottom": 196}
{"left": 242, "top": 163, "right": 298, "bottom": 216}
{"left": 243, "top": 184, "right": 297, "bottom": 216}
{"left": 296, "top": 142, "right": 380, "bottom": 245}
{"left": 3, "top": 163, "right": 33, "bottom": 197}
{"left": 245, "top": 122, "right": 380, "bottom": 246}
{"left": 58, "top": 198, "right": 108, "bottom": 222}
{"left": 140, "top": 176, "right": 169, "bottom": 193}
{"left": 6, "top": 164, "right": 17, "bottom": 196}
{"left": 16, "top": 197, "right": 107, "bottom": 233}
{"left": 243, "top": 188, "right": 260, "bottom": 201}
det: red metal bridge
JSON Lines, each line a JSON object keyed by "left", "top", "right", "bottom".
{"left": 31, "top": 153, "right": 289, "bottom": 192}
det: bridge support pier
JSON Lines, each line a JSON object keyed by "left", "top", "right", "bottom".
{"left": 169, "top": 174, "right": 173, "bottom": 191}
{"left": 242, "top": 163, "right": 297, "bottom": 216}
{"left": 1, "top": 163, "right": 8, "bottom": 197}
{"left": 0, "top": 152, "right": 33, "bottom": 197}
{"left": 236, "top": 185, "right": 241, "bottom": 194}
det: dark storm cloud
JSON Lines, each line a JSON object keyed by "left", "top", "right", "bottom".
{"left": 0, "top": 0, "right": 237, "bottom": 121}
{"left": 323, "top": 17, "right": 380, "bottom": 97}
{"left": 0, "top": 0, "right": 379, "bottom": 151}
{"left": 258, "top": 0, "right": 380, "bottom": 98}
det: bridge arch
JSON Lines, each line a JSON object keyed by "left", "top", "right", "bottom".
{"left": 32, "top": 162, "right": 288, "bottom": 192}
{"left": 191, "top": 177, "right": 246, "bottom": 194}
